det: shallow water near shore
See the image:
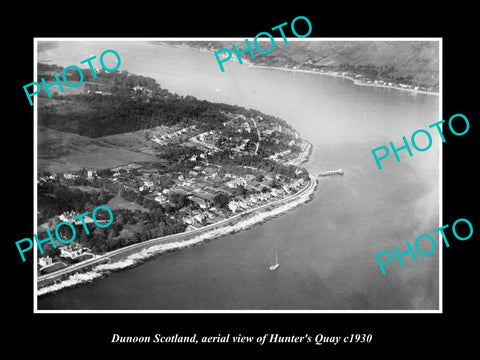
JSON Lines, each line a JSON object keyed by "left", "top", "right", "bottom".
{"left": 37, "top": 41, "right": 439, "bottom": 310}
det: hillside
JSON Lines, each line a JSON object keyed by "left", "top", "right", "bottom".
{"left": 37, "top": 68, "right": 294, "bottom": 139}
{"left": 38, "top": 127, "right": 159, "bottom": 173}
{"left": 177, "top": 40, "right": 439, "bottom": 89}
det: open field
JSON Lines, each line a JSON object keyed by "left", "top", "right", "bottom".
{"left": 99, "top": 126, "right": 172, "bottom": 156}
{"left": 38, "top": 127, "right": 160, "bottom": 173}
{"left": 106, "top": 196, "right": 150, "bottom": 212}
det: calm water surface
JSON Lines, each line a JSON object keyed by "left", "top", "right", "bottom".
{"left": 37, "top": 42, "right": 439, "bottom": 310}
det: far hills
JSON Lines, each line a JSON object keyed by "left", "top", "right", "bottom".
{"left": 175, "top": 40, "right": 439, "bottom": 90}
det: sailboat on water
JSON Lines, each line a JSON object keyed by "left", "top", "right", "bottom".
{"left": 269, "top": 250, "right": 279, "bottom": 271}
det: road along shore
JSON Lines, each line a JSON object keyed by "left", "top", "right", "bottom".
{"left": 37, "top": 140, "right": 317, "bottom": 295}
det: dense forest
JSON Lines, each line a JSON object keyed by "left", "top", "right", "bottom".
{"left": 38, "top": 68, "right": 293, "bottom": 138}
{"left": 37, "top": 183, "right": 114, "bottom": 223}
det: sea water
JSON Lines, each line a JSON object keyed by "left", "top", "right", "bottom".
{"left": 37, "top": 41, "right": 439, "bottom": 310}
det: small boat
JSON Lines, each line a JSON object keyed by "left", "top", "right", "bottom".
{"left": 269, "top": 250, "right": 279, "bottom": 271}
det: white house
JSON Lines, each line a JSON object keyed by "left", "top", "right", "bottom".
{"left": 182, "top": 216, "right": 195, "bottom": 225}
{"left": 39, "top": 256, "right": 52, "bottom": 267}
{"left": 228, "top": 201, "right": 238, "bottom": 213}
{"left": 61, "top": 246, "right": 83, "bottom": 259}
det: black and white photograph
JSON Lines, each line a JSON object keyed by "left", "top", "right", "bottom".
{"left": 33, "top": 38, "right": 441, "bottom": 311}
{"left": 6, "top": 8, "right": 477, "bottom": 355}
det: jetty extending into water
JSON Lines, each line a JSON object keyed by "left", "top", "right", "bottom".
{"left": 318, "top": 169, "right": 344, "bottom": 177}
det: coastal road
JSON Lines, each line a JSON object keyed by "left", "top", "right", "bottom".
{"left": 284, "top": 141, "right": 311, "bottom": 166}
{"left": 38, "top": 172, "right": 316, "bottom": 287}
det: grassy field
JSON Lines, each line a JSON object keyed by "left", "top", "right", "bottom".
{"left": 38, "top": 127, "right": 160, "bottom": 173}
{"left": 106, "top": 196, "right": 150, "bottom": 212}
{"left": 99, "top": 126, "right": 171, "bottom": 157}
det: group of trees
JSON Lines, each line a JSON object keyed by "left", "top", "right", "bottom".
{"left": 38, "top": 95, "right": 216, "bottom": 138}
{"left": 257, "top": 135, "right": 296, "bottom": 158}
{"left": 168, "top": 192, "right": 191, "bottom": 209}
{"left": 38, "top": 64, "right": 165, "bottom": 95}
{"left": 38, "top": 65, "right": 294, "bottom": 140}
{"left": 63, "top": 206, "right": 189, "bottom": 254}
{"left": 208, "top": 151, "right": 302, "bottom": 180}
{"left": 37, "top": 183, "right": 113, "bottom": 223}
{"left": 158, "top": 143, "right": 201, "bottom": 162}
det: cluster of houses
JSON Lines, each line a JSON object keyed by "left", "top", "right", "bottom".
{"left": 180, "top": 178, "right": 305, "bottom": 231}
{"left": 351, "top": 74, "right": 434, "bottom": 91}
{"left": 37, "top": 256, "right": 67, "bottom": 275}
{"left": 149, "top": 125, "right": 226, "bottom": 156}
{"left": 145, "top": 166, "right": 306, "bottom": 229}
{"left": 232, "top": 138, "right": 250, "bottom": 153}
{"left": 38, "top": 170, "right": 97, "bottom": 184}
{"left": 132, "top": 85, "right": 153, "bottom": 96}
{"left": 227, "top": 177, "right": 304, "bottom": 213}
{"left": 36, "top": 114, "right": 310, "bottom": 273}
{"left": 59, "top": 243, "right": 94, "bottom": 261}
{"left": 182, "top": 208, "right": 221, "bottom": 232}
{"left": 189, "top": 130, "right": 222, "bottom": 152}
{"left": 37, "top": 207, "right": 106, "bottom": 273}
{"left": 291, "top": 63, "right": 435, "bottom": 92}
{"left": 80, "top": 90, "right": 113, "bottom": 96}
{"left": 219, "top": 112, "right": 303, "bottom": 159}
{"left": 178, "top": 172, "right": 306, "bottom": 231}
{"left": 37, "top": 241, "right": 94, "bottom": 275}
{"left": 268, "top": 149, "right": 292, "bottom": 161}
{"left": 151, "top": 125, "right": 197, "bottom": 145}
{"left": 59, "top": 210, "right": 95, "bottom": 225}
{"left": 40, "top": 152, "right": 308, "bottom": 231}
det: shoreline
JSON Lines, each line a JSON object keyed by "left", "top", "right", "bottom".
{"left": 247, "top": 64, "right": 439, "bottom": 96}
{"left": 153, "top": 43, "right": 439, "bottom": 96}
{"left": 37, "top": 141, "right": 317, "bottom": 297}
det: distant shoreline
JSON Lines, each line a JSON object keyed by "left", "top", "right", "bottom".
{"left": 152, "top": 42, "right": 439, "bottom": 96}
{"left": 247, "top": 64, "right": 439, "bottom": 96}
